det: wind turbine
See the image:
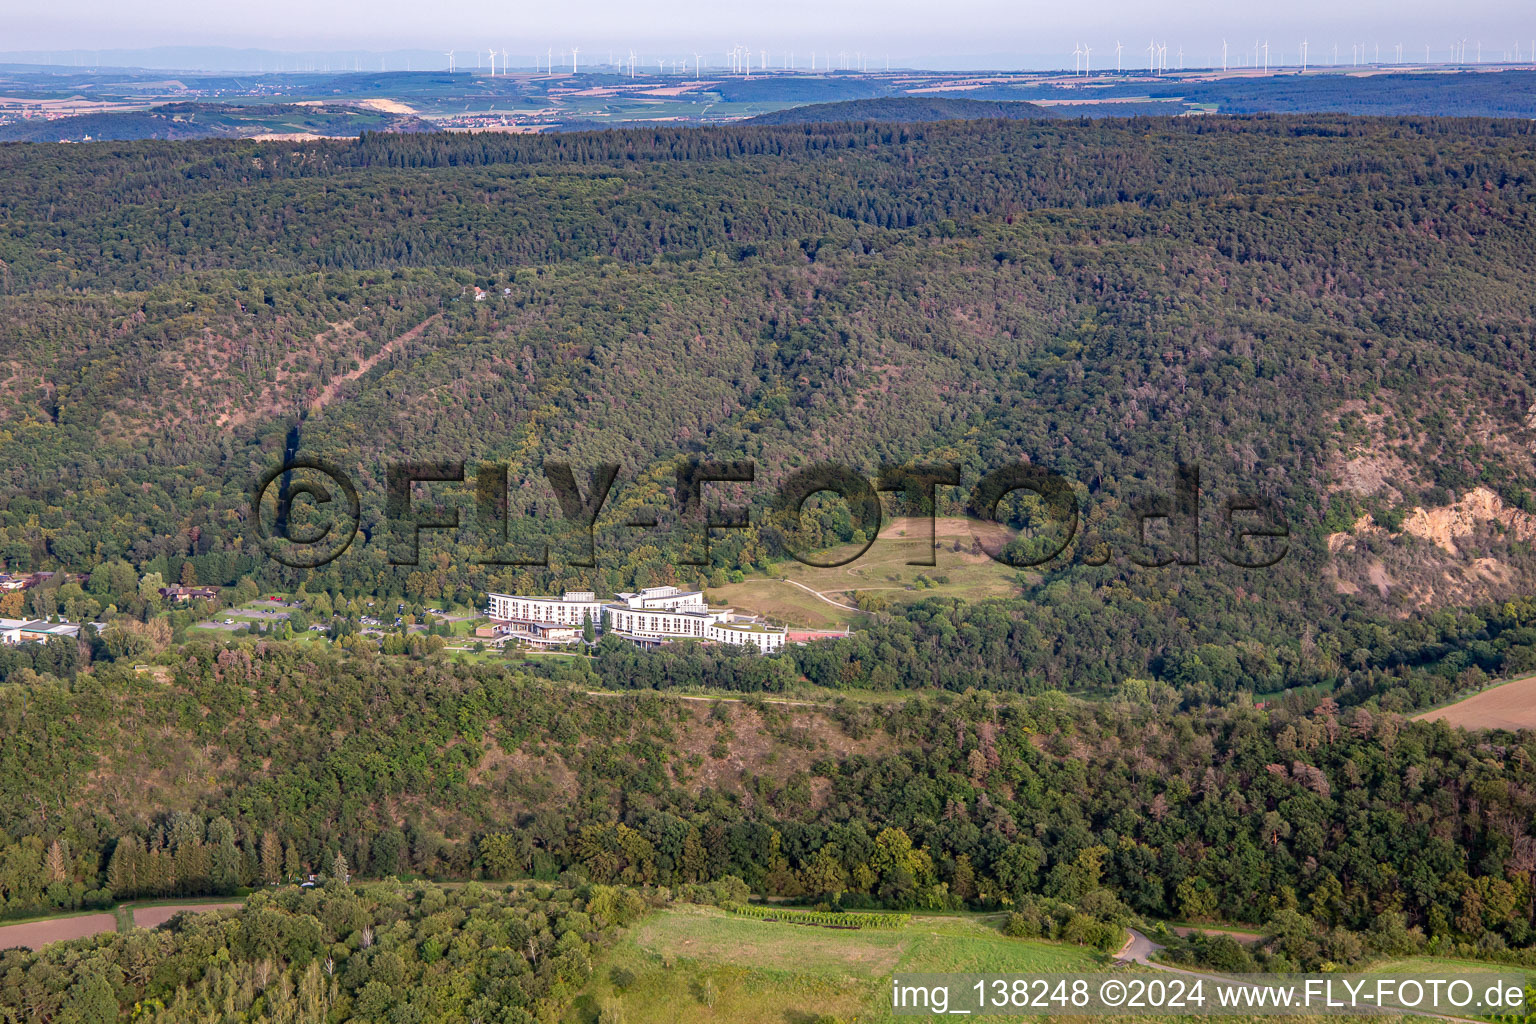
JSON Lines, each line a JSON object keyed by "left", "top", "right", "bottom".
{"left": 1221, "top": 38, "right": 1228, "bottom": 70}
{"left": 1263, "top": 39, "right": 1269, "bottom": 71}
{"left": 501, "top": 48, "right": 508, "bottom": 73}
{"left": 1116, "top": 40, "right": 1123, "bottom": 72}
{"left": 1084, "top": 45, "right": 1092, "bottom": 74}
{"left": 694, "top": 52, "right": 702, "bottom": 78}
{"left": 1148, "top": 38, "right": 1156, "bottom": 72}
{"left": 487, "top": 47, "right": 496, "bottom": 76}
{"left": 445, "top": 50, "right": 456, "bottom": 72}
{"left": 1072, "top": 42, "right": 1083, "bottom": 74}
{"left": 1300, "top": 39, "right": 1308, "bottom": 71}
{"left": 572, "top": 46, "right": 579, "bottom": 73}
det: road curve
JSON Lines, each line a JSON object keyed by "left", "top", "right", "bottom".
{"left": 1114, "top": 927, "right": 1491, "bottom": 1024}
{"left": 1116, "top": 927, "right": 1165, "bottom": 963}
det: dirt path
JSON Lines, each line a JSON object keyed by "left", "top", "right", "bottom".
{"left": 1170, "top": 924, "right": 1263, "bottom": 942}
{"left": 309, "top": 314, "right": 440, "bottom": 415}
{"left": 752, "top": 577, "right": 858, "bottom": 611}
{"left": 582, "top": 690, "right": 827, "bottom": 708}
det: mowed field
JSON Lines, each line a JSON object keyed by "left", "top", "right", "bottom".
{"left": 1415, "top": 674, "right": 1536, "bottom": 731}
{"left": 571, "top": 906, "right": 1104, "bottom": 1024}
{"left": 713, "top": 517, "right": 1024, "bottom": 628}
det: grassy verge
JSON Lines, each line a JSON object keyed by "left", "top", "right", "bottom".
{"left": 572, "top": 905, "right": 1106, "bottom": 1024}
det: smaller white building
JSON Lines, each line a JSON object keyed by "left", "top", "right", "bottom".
{"left": 0, "top": 619, "right": 80, "bottom": 644}
{"left": 705, "top": 621, "right": 787, "bottom": 653}
{"left": 612, "top": 586, "right": 709, "bottom": 612}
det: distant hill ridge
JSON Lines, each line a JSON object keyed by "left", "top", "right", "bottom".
{"left": 746, "top": 96, "right": 1060, "bottom": 125}
{"left": 0, "top": 101, "right": 433, "bottom": 142}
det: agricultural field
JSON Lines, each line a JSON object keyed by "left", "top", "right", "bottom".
{"left": 1414, "top": 674, "right": 1536, "bottom": 731}
{"left": 0, "top": 899, "right": 239, "bottom": 951}
{"left": 572, "top": 905, "right": 1107, "bottom": 1024}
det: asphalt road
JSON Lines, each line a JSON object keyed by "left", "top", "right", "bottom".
{"left": 1114, "top": 927, "right": 1492, "bottom": 1024}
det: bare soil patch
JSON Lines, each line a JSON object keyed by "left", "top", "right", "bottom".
{"left": 1415, "top": 675, "right": 1536, "bottom": 731}
{"left": 1171, "top": 925, "right": 1263, "bottom": 943}
{"left": 0, "top": 913, "right": 116, "bottom": 950}
{"left": 131, "top": 903, "right": 240, "bottom": 928}
{"left": 309, "top": 314, "right": 440, "bottom": 414}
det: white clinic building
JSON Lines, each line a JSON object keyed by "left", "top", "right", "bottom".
{"left": 486, "top": 586, "right": 786, "bottom": 653}
{"left": 486, "top": 591, "right": 605, "bottom": 629}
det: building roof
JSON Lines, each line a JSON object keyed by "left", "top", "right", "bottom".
{"left": 16, "top": 621, "right": 79, "bottom": 635}
{"left": 604, "top": 603, "right": 717, "bottom": 617}
{"left": 490, "top": 591, "right": 602, "bottom": 604}
{"left": 713, "top": 622, "right": 784, "bottom": 634}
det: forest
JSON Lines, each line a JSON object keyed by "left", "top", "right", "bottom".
{"left": 2, "top": 115, "right": 1536, "bottom": 704}
{"left": 1, "top": 113, "right": 1535, "bottom": 1005}
{"left": 0, "top": 646, "right": 1533, "bottom": 974}
{"left": 0, "top": 877, "right": 652, "bottom": 1022}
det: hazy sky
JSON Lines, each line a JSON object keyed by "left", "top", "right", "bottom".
{"left": 9, "top": 0, "right": 1532, "bottom": 62}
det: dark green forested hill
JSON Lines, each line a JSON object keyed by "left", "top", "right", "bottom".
{"left": 0, "top": 647, "right": 1533, "bottom": 970}
{"left": 1, "top": 116, "right": 1535, "bottom": 705}
{"left": 0, "top": 117, "right": 1535, "bottom": 1001}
